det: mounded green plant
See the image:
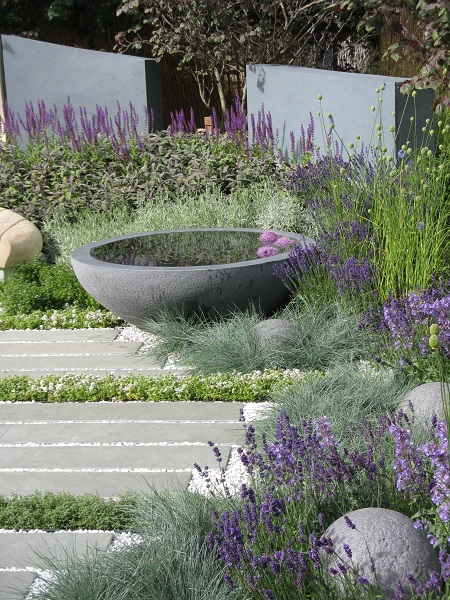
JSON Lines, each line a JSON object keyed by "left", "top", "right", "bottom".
{"left": 43, "top": 180, "right": 313, "bottom": 266}
{"left": 0, "top": 492, "right": 137, "bottom": 531}
{"left": 0, "top": 258, "right": 100, "bottom": 315}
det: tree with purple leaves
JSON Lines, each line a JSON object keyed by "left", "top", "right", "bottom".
{"left": 115, "top": 0, "right": 366, "bottom": 115}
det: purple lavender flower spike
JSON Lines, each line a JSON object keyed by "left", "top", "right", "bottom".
{"left": 344, "top": 515, "right": 356, "bottom": 529}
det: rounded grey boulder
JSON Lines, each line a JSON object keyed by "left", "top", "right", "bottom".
{"left": 323, "top": 508, "right": 440, "bottom": 598}
{"left": 252, "top": 319, "right": 301, "bottom": 350}
{"left": 399, "top": 382, "right": 448, "bottom": 426}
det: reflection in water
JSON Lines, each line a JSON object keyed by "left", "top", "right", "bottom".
{"left": 91, "top": 231, "right": 280, "bottom": 267}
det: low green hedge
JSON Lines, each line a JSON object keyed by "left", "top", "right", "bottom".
{"left": 0, "top": 492, "right": 138, "bottom": 531}
{"left": 0, "top": 369, "right": 319, "bottom": 403}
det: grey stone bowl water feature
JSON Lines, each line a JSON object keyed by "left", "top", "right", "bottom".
{"left": 71, "top": 228, "right": 314, "bottom": 327}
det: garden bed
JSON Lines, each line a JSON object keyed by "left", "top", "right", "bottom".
{"left": 1, "top": 94, "right": 450, "bottom": 598}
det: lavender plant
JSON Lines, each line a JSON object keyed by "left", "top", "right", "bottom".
{"left": 1, "top": 98, "right": 154, "bottom": 156}
{"left": 204, "top": 410, "right": 450, "bottom": 598}
{"left": 286, "top": 91, "right": 450, "bottom": 310}
{"left": 0, "top": 97, "right": 290, "bottom": 227}
{"left": 362, "top": 279, "right": 450, "bottom": 381}
{"left": 390, "top": 416, "right": 450, "bottom": 560}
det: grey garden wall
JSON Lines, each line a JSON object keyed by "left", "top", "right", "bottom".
{"left": 246, "top": 65, "right": 434, "bottom": 160}
{"left": 0, "top": 34, "right": 163, "bottom": 135}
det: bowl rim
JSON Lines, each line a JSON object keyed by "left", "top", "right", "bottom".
{"left": 71, "top": 227, "right": 315, "bottom": 271}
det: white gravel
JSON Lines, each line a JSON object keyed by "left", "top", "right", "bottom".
{"left": 115, "top": 324, "right": 184, "bottom": 369}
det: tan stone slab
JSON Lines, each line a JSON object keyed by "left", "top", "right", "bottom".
{"left": 0, "top": 421, "right": 244, "bottom": 444}
{"left": 0, "top": 353, "right": 162, "bottom": 372}
{"left": 0, "top": 531, "right": 113, "bottom": 569}
{"left": 0, "top": 341, "right": 142, "bottom": 355}
{"left": 0, "top": 329, "right": 121, "bottom": 343}
{"left": 0, "top": 444, "right": 230, "bottom": 470}
{"left": 0, "top": 571, "right": 36, "bottom": 600}
{"left": 0, "top": 401, "right": 244, "bottom": 422}
{"left": 0, "top": 471, "right": 192, "bottom": 497}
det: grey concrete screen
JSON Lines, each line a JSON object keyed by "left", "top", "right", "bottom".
{"left": 1, "top": 34, "right": 163, "bottom": 132}
{"left": 246, "top": 65, "right": 434, "bottom": 159}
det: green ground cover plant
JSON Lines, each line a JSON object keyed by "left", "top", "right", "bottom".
{"left": 0, "top": 492, "right": 137, "bottom": 531}
{"left": 0, "top": 307, "right": 121, "bottom": 330}
{"left": 0, "top": 369, "right": 317, "bottom": 403}
{"left": 0, "top": 258, "right": 100, "bottom": 315}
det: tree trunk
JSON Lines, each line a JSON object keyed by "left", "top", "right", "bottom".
{"left": 241, "top": 81, "right": 247, "bottom": 110}
{"left": 214, "top": 66, "right": 227, "bottom": 117}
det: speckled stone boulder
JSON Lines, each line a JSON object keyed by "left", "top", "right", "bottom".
{"left": 323, "top": 508, "right": 440, "bottom": 598}
{"left": 252, "top": 319, "right": 301, "bottom": 350}
{"left": 398, "top": 382, "right": 447, "bottom": 426}
{"left": 0, "top": 208, "right": 42, "bottom": 268}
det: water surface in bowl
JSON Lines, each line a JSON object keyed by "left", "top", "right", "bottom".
{"left": 91, "top": 231, "right": 275, "bottom": 267}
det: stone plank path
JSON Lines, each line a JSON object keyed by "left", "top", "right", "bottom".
{"left": 0, "top": 328, "right": 186, "bottom": 378}
{"left": 0, "top": 329, "right": 247, "bottom": 599}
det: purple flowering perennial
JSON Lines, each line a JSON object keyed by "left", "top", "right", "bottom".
{"left": 257, "top": 246, "right": 279, "bottom": 258}
{"left": 259, "top": 230, "right": 279, "bottom": 245}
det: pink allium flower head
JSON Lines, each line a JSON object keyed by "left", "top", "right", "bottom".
{"left": 257, "top": 245, "right": 279, "bottom": 258}
{"left": 273, "top": 236, "right": 294, "bottom": 249}
{"left": 259, "top": 230, "right": 279, "bottom": 244}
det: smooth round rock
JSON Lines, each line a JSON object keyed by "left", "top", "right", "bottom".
{"left": 323, "top": 508, "right": 440, "bottom": 598}
{"left": 398, "top": 382, "right": 448, "bottom": 426}
{"left": 252, "top": 319, "right": 301, "bottom": 349}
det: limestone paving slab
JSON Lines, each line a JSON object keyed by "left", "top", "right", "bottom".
{"left": 0, "top": 426, "right": 11, "bottom": 440}
{"left": 0, "top": 421, "right": 244, "bottom": 444}
{"left": 0, "top": 341, "right": 142, "bottom": 356}
{"left": 0, "top": 329, "right": 120, "bottom": 343}
{"left": 0, "top": 531, "right": 113, "bottom": 569}
{"left": 0, "top": 471, "right": 192, "bottom": 497}
{"left": 0, "top": 571, "right": 36, "bottom": 600}
{"left": 0, "top": 401, "right": 244, "bottom": 422}
{"left": 0, "top": 368, "right": 185, "bottom": 379}
{"left": 0, "top": 444, "right": 231, "bottom": 470}
{"left": 0, "top": 354, "right": 163, "bottom": 372}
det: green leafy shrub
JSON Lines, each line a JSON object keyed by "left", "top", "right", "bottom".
{"left": 0, "top": 492, "right": 137, "bottom": 531}
{"left": 0, "top": 258, "right": 100, "bottom": 315}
